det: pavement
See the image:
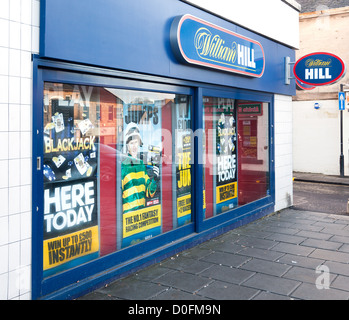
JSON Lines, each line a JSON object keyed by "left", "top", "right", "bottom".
{"left": 293, "top": 171, "right": 349, "bottom": 185}
{"left": 78, "top": 172, "right": 349, "bottom": 301}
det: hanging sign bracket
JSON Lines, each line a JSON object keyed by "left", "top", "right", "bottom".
{"left": 285, "top": 56, "right": 295, "bottom": 85}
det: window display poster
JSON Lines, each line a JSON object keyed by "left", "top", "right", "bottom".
{"left": 43, "top": 179, "right": 99, "bottom": 276}
{"left": 175, "top": 98, "right": 192, "bottom": 226}
{"left": 43, "top": 96, "right": 99, "bottom": 277}
{"left": 121, "top": 101, "right": 162, "bottom": 247}
{"left": 215, "top": 103, "right": 238, "bottom": 213}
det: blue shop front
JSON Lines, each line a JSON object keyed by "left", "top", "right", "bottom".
{"left": 32, "top": 0, "right": 296, "bottom": 299}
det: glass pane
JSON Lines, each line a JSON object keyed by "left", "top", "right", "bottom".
{"left": 174, "top": 95, "right": 193, "bottom": 228}
{"left": 237, "top": 101, "right": 269, "bottom": 205}
{"left": 203, "top": 97, "right": 269, "bottom": 219}
{"left": 204, "top": 97, "right": 238, "bottom": 218}
{"left": 43, "top": 84, "right": 101, "bottom": 277}
{"left": 43, "top": 83, "right": 192, "bottom": 277}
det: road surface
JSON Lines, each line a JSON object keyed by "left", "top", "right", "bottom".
{"left": 292, "top": 180, "right": 349, "bottom": 215}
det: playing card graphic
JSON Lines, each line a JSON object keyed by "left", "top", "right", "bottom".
{"left": 74, "top": 153, "right": 88, "bottom": 175}
{"left": 52, "top": 113, "right": 65, "bottom": 133}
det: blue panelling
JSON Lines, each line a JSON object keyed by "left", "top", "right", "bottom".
{"left": 40, "top": 0, "right": 296, "bottom": 96}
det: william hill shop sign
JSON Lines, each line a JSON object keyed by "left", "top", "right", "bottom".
{"left": 170, "top": 14, "right": 265, "bottom": 77}
{"left": 294, "top": 52, "right": 346, "bottom": 86}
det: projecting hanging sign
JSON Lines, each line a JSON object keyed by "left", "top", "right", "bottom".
{"left": 170, "top": 14, "right": 265, "bottom": 78}
{"left": 294, "top": 52, "right": 346, "bottom": 86}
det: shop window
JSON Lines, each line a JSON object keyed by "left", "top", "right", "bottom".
{"left": 203, "top": 97, "right": 269, "bottom": 219}
{"left": 42, "top": 83, "right": 192, "bottom": 277}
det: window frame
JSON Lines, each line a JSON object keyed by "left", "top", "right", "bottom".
{"left": 196, "top": 87, "right": 275, "bottom": 232}
{"left": 32, "top": 61, "right": 196, "bottom": 299}
{"left": 32, "top": 58, "right": 275, "bottom": 299}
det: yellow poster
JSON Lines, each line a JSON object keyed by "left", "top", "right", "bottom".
{"left": 216, "top": 182, "right": 237, "bottom": 204}
{"left": 43, "top": 226, "right": 99, "bottom": 270}
{"left": 177, "top": 194, "right": 191, "bottom": 218}
{"left": 123, "top": 205, "right": 161, "bottom": 238}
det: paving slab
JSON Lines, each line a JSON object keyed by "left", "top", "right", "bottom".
{"left": 196, "top": 281, "right": 259, "bottom": 300}
{"left": 97, "top": 278, "right": 168, "bottom": 300}
{"left": 151, "top": 288, "right": 208, "bottom": 300}
{"left": 265, "top": 233, "right": 307, "bottom": 245}
{"left": 237, "top": 247, "right": 284, "bottom": 261}
{"left": 291, "top": 283, "right": 349, "bottom": 300}
{"left": 331, "top": 275, "right": 349, "bottom": 291}
{"left": 300, "top": 238, "right": 343, "bottom": 250}
{"left": 277, "top": 254, "right": 325, "bottom": 269}
{"left": 282, "top": 266, "right": 336, "bottom": 284}
{"left": 239, "top": 258, "right": 291, "bottom": 277}
{"left": 199, "top": 264, "right": 255, "bottom": 285}
{"left": 252, "top": 291, "right": 294, "bottom": 300}
{"left": 200, "top": 251, "right": 250, "bottom": 267}
{"left": 155, "top": 270, "right": 213, "bottom": 293}
{"left": 270, "top": 242, "right": 316, "bottom": 256}
{"left": 241, "top": 273, "right": 301, "bottom": 296}
{"left": 309, "top": 248, "right": 349, "bottom": 264}
{"left": 234, "top": 235, "right": 277, "bottom": 250}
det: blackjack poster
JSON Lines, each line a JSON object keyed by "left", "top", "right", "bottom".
{"left": 43, "top": 85, "right": 99, "bottom": 277}
{"left": 215, "top": 100, "right": 238, "bottom": 213}
{"left": 121, "top": 97, "right": 162, "bottom": 248}
{"left": 174, "top": 96, "right": 192, "bottom": 226}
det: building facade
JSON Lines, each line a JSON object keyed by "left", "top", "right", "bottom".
{"left": 293, "top": 5, "right": 349, "bottom": 176}
{"left": 0, "top": 0, "right": 299, "bottom": 299}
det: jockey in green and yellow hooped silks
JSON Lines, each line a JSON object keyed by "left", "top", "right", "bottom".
{"left": 121, "top": 123, "right": 159, "bottom": 213}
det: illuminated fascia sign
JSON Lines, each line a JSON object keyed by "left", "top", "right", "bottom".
{"left": 170, "top": 14, "right": 265, "bottom": 78}
{"left": 294, "top": 52, "right": 346, "bottom": 86}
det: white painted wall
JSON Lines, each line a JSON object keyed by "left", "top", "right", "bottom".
{"left": 0, "top": 0, "right": 39, "bottom": 300}
{"left": 183, "top": 0, "right": 300, "bottom": 48}
{"left": 293, "top": 100, "right": 349, "bottom": 176}
{"left": 274, "top": 94, "right": 293, "bottom": 211}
